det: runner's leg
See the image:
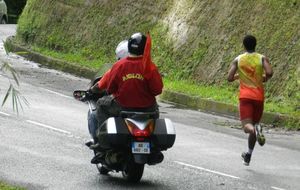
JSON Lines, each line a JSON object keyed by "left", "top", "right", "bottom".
{"left": 240, "top": 99, "right": 256, "bottom": 165}
{"left": 253, "top": 100, "right": 265, "bottom": 146}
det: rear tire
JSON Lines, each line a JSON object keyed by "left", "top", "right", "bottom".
{"left": 122, "top": 161, "right": 144, "bottom": 183}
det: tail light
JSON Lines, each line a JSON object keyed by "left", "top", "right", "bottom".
{"left": 125, "top": 119, "right": 154, "bottom": 138}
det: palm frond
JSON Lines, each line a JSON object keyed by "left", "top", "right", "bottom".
{"left": 1, "top": 62, "right": 20, "bottom": 85}
{"left": 1, "top": 84, "right": 29, "bottom": 114}
{"left": 1, "top": 59, "right": 28, "bottom": 113}
{"left": 3, "top": 40, "right": 9, "bottom": 56}
{"left": 1, "top": 85, "right": 12, "bottom": 107}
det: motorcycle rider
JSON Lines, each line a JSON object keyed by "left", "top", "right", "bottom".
{"left": 89, "top": 32, "right": 163, "bottom": 163}
{"left": 86, "top": 40, "right": 129, "bottom": 144}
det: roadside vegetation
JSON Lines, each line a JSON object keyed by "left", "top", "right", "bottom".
{"left": 12, "top": 0, "right": 300, "bottom": 129}
{"left": 0, "top": 182, "right": 25, "bottom": 190}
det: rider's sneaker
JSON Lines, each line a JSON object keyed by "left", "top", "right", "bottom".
{"left": 241, "top": 152, "right": 251, "bottom": 166}
{"left": 91, "top": 152, "right": 105, "bottom": 164}
{"left": 89, "top": 143, "right": 101, "bottom": 150}
{"left": 255, "top": 124, "right": 266, "bottom": 146}
{"left": 85, "top": 139, "right": 94, "bottom": 147}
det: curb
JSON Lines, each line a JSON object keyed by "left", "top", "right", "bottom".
{"left": 5, "top": 37, "right": 96, "bottom": 79}
{"left": 161, "top": 90, "right": 239, "bottom": 118}
{"left": 161, "top": 91, "right": 299, "bottom": 128}
{"left": 5, "top": 37, "right": 299, "bottom": 129}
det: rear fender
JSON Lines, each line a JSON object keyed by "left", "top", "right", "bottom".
{"left": 133, "top": 154, "right": 148, "bottom": 164}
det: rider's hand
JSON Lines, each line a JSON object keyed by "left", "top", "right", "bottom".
{"left": 73, "top": 91, "right": 87, "bottom": 101}
{"left": 87, "top": 88, "right": 93, "bottom": 95}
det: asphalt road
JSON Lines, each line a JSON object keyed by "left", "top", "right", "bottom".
{"left": 0, "top": 25, "right": 300, "bottom": 190}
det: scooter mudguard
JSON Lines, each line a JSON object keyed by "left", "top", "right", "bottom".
{"left": 133, "top": 154, "right": 148, "bottom": 164}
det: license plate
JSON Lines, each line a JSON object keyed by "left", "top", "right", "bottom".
{"left": 131, "top": 142, "right": 150, "bottom": 154}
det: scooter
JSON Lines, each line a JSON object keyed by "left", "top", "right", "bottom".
{"left": 73, "top": 85, "right": 176, "bottom": 182}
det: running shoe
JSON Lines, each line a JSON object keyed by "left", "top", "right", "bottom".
{"left": 91, "top": 152, "right": 105, "bottom": 164}
{"left": 255, "top": 124, "right": 266, "bottom": 146}
{"left": 241, "top": 152, "right": 251, "bottom": 166}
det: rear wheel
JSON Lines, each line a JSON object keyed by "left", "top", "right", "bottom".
{"left": 122, "top": 161, "right": 144, "bottom": 183}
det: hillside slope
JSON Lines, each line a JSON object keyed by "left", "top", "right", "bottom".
{"left": 16, "top": 0, "right": 299, "bottom": 110}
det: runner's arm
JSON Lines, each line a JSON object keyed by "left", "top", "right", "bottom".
{"left": 228, "top": 59, "right": 238, "bottom": 82}
{"left": 262, "top": 56, "right": 273, "bottom": 82}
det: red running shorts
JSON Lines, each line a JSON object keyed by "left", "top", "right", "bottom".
{"left": 239, "top": 98, "right": 264, "bottom": 125}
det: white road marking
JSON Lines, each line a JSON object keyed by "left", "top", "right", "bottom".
{"left": 26, "top": 120, "right": 72, "bottom": 135}
{"left": 271, "top": 187, "right": 286, "bottom": 190}
{"left": 174, "top": 161, "right": 240, "bottom": 179}
{"left": 0, "top": 111, "right": 10, "bottom": 116}
{"left": 41, "top": 88, "right": 73, "bottom": 99}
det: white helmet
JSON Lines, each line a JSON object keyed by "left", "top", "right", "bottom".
{"left": 115, "top": 40, "right": 129, "bottom": 60}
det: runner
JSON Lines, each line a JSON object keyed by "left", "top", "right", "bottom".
{"left": 227, "top": 35, "right": 273, "bottom": 166}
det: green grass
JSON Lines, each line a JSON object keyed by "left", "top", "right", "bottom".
{"left": 163, "top": 78, "right": 300, "bottom": 119}
{"left": 0, "top": 182, "right": 25, "bottom": 190}
{"left": 32, "top": 46, "right": 107, "bottom": 69}
{"left": 163, "top": 78, "right": 238, "bottom": 104}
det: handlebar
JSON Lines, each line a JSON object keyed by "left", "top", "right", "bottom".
{"left": 73, "top": 89, "right": 107, "bottom": 102}
{"left": 73, "top": 90, "right": 93, "bottom": 102}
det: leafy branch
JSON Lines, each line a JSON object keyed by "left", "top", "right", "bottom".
{"left": 2, "top": 83, "right": 29, "bottom": 113}
{"left": 1, "top": 40, "right": 29, "bottom": 113}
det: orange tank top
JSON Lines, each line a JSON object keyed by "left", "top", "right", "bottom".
{"left": 237, "top": 52, "right": 264, "bottom": 101}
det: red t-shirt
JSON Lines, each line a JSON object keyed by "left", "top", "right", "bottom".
{"left": 98, "top": 69, "right": 111, "bottom": 89}
{"left": 104, "top": 56, "right": 163, "bottom": 108}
